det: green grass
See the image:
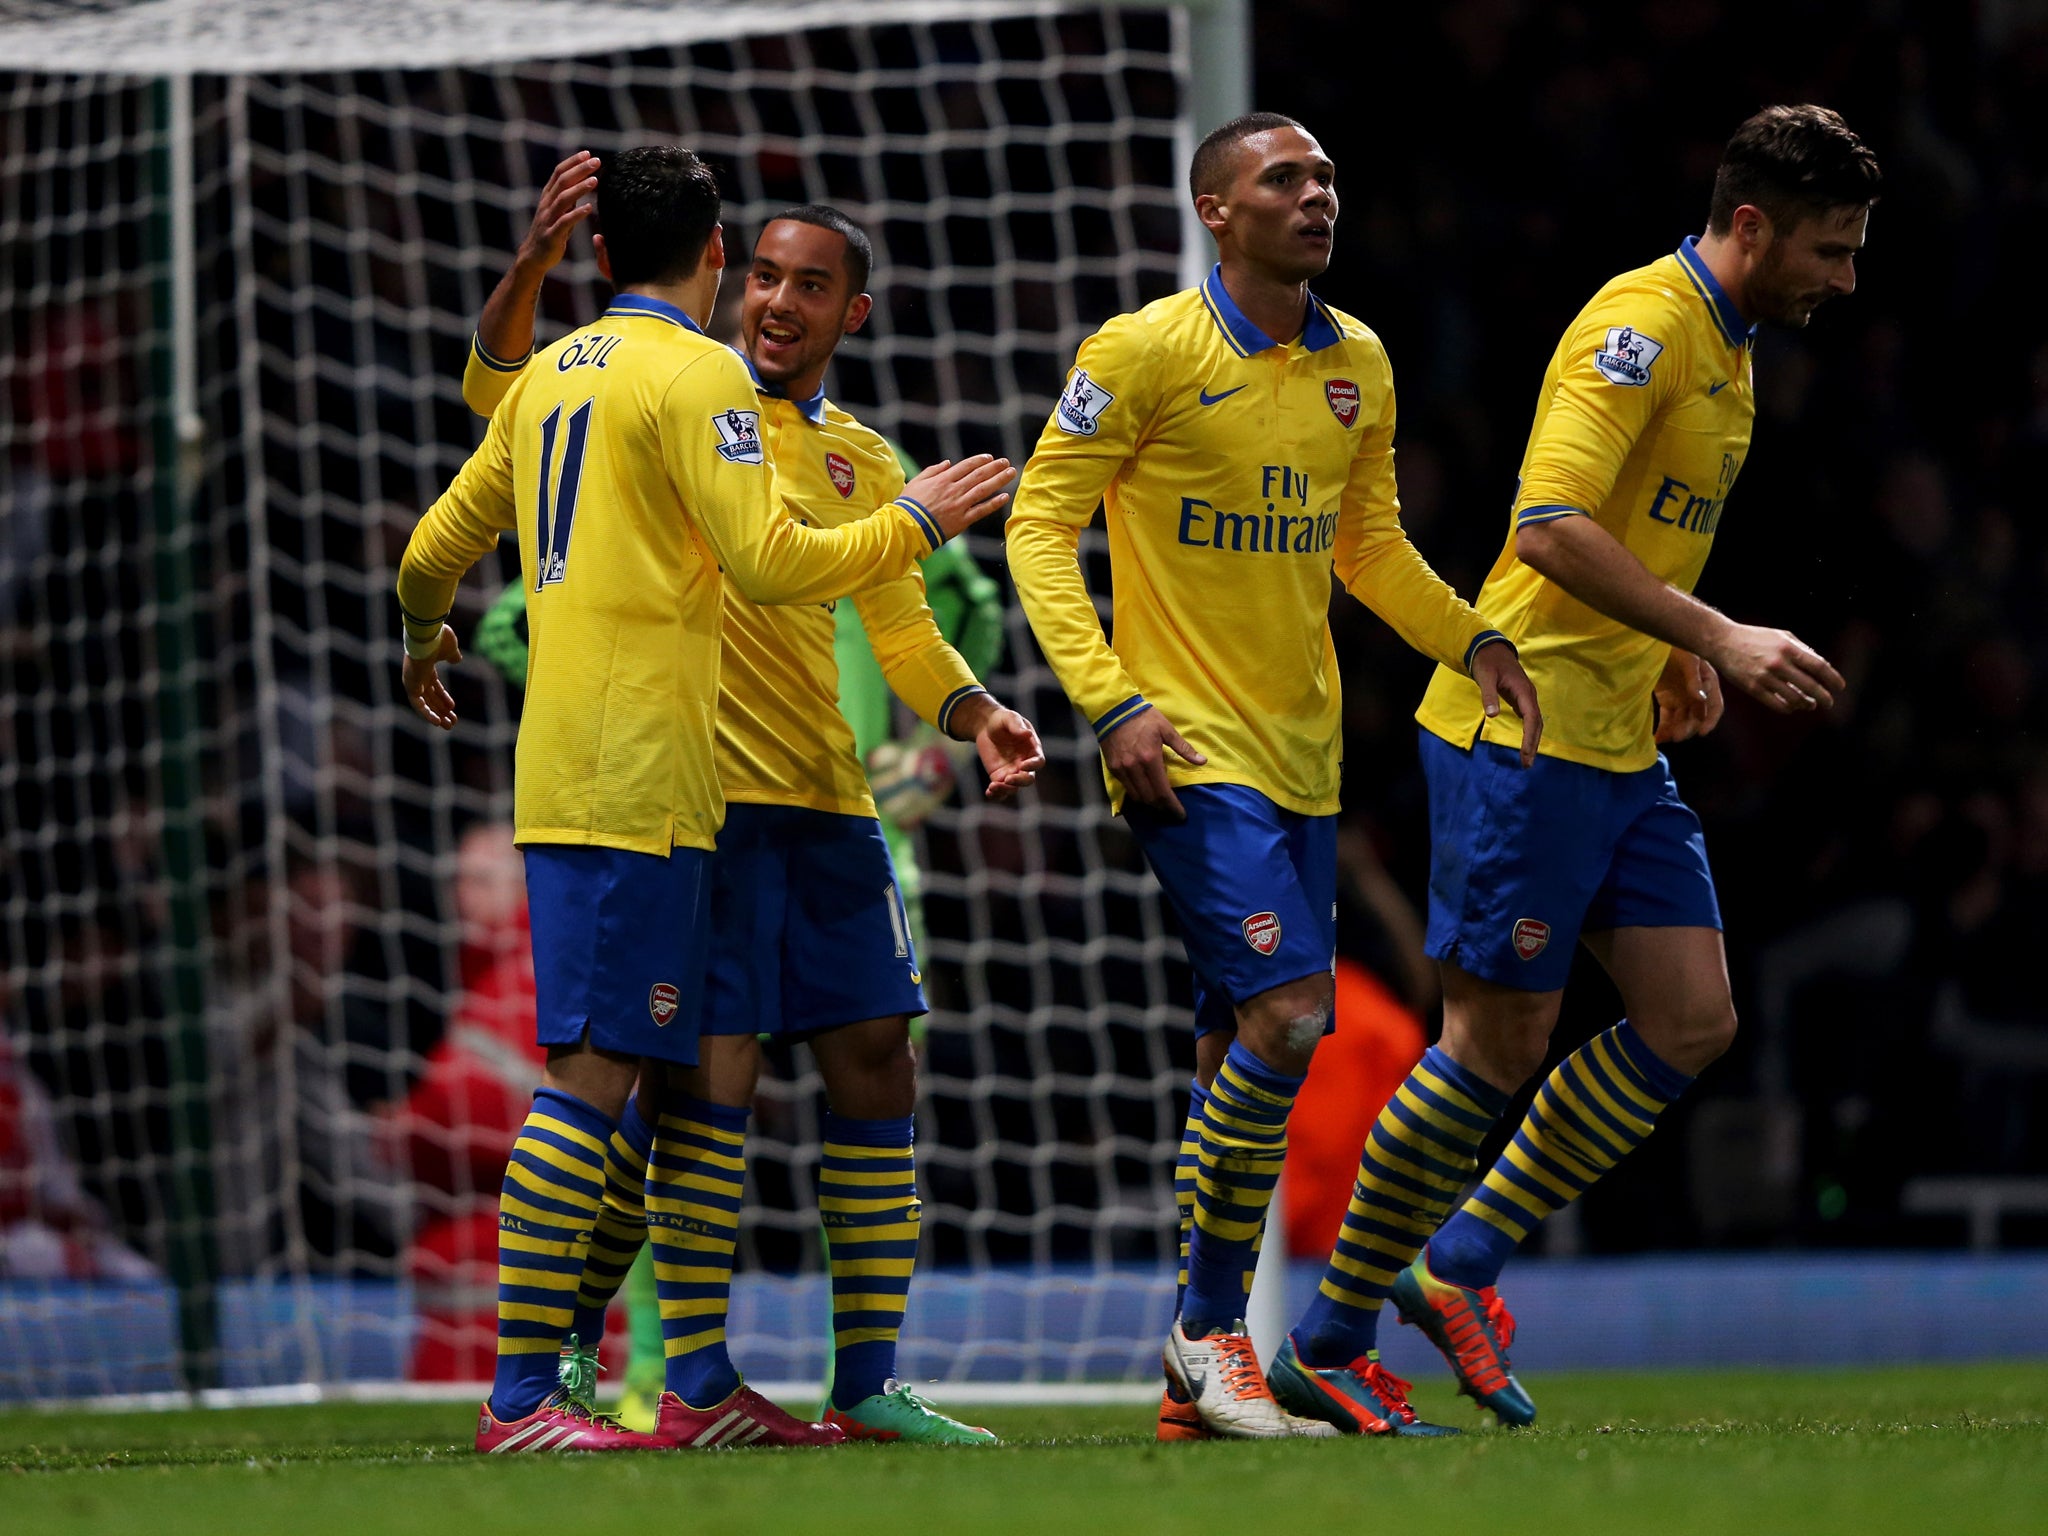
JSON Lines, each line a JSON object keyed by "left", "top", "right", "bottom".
{"left": 5, "top": 1364, "right": 2046, "bottom": 1536}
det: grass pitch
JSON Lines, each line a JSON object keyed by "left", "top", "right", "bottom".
{"left": 5, "top": 1363, "right": 2044, "bottom": 1536}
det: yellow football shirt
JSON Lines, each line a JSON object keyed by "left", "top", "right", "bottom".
{"left": 1006, "top": 264, "right": 1502, "bottom": 816}
{"left": 401, "top": 295, "right": 940, "bottom": 855}
{"left": 465, "top": 341, "right": 985, "bottom": 818}
{"left": 1416, "top": 238, "right": 1757, "bottom": 772}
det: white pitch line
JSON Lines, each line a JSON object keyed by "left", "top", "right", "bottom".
{"left": 16, "top": 1378, "right": 1162, "bottom": 1415}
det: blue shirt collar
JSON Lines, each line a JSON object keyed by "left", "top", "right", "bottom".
{"left": 1199, "top": 264, "right": 1343, "bottom": 357}
{"left": 741, "top": 352, "right": 828, "bottom": 425}
{"left": 1675, "top": 237, "right": 1757, "bottom": 349}
{"left": 602, "top": 293, "right": 705, "bottom": 333}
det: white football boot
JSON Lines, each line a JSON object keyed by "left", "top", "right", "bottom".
{"left": 1163, "top": 1317, "right": 1307, "bottom": 1440}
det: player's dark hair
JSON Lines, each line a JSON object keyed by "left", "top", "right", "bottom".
{"left": 594, "top": 145, "right": 723, "bottom": 288}
{"left": 1189, "top": 111, "right": 1309, "bottom": 203}
{"left": 765, "top": 203, "right": 874, "bottom": 294}
{"left": 1707, "top": 105, "right": 1882, "bottom": 235}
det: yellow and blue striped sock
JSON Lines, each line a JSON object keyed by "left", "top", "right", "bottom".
{"left": 1292, "top": 1046, "right": 1509, "bottom": 1367}
{"left": 569, "top": 1097, "right": 654, "bottom": 1346}
{"left": 490, "top": 1086, "right": 617, "bottom": 1421}
{"left": 1173, "top": 1081, "right": 1207, "bottom": 1312}
{"left": 1431, "top": 1020, "right": 1693, "bottom": 1290}
{"left": 819, "top": 1111, "right": 920, "bottom": 1408}
{"left": 647, "top": 1094, "right": 749, "bottom": 1407}
{"left": 1181, "top": 1041, "right": 1302, "bottom": 1338}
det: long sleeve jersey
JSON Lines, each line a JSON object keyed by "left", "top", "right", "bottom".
{"left": 1417, "top": 238, "right": 1757, "bottom": 771}
{"left": 1007, "top": 265, "right": 1502, "bottom": 815}
{"left": 402, "top": 294, "right": 940, "bottom": 853}
{"left": 464, "top": 325, "right": 986, "bottom": 819}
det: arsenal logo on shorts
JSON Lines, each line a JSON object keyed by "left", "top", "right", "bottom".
{"left": 826, "top": 452, "right": 856, "bottom": 499}
{"left": 1325, "top": 378, "right": 1361, "bottom": 428}
{"left": 1242, "top": 911, "right": 1283, "bottom": 956}
{"left": 1511, "top": 918, "right": 1551, "bottom": 961}
{"left": 648, "top": 982, "right": 682, "bottom": 1025}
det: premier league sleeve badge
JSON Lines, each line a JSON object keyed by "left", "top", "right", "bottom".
{"left": 1055, "top": 368, "right": 1114, "bottom": 436}
{"left": 1593, "top": 326, "right": 1664, "bottom": 387}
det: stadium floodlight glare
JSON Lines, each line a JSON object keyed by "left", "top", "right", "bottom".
{"left": 0, "top": 0, "right": 1258, "bottom": 1402}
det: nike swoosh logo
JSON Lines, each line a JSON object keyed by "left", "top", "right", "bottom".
{"left": 1197, "top": 385, "right": 1246, "bottom": 406}
{"left": 1707, "top": 379, "right": 1730, "bottom": 395}
{"left": 909, "top": 970, "right": 922, "bottom": 985}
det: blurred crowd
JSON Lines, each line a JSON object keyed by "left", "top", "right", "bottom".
{"left": 2, "top": 1, "right": 2044, "bottom": 1286}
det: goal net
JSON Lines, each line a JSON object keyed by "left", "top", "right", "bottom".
{"left": 0, "top": 0, "right": 1225, "bottom": 1400}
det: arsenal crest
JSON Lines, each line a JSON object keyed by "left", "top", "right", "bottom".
{"left": 1242, "top": 911, "right": 1283, "bottom": 956}
{"left": 1511, "top": 918, "right": 1550, "bottom": 961}
{"left": 648, "top": 982, "right": 682, "bottom": 1025}
{"left": 826, "top": 451, "right": 855, "bottom": 498}
{"left": 1325, "top": 378, "right": 1360, "bottom": 428}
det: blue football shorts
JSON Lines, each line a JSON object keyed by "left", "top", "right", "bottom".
{"left": 1124, "top": 783, "right": 1337, "bottom": 1038}
{"left": 1419, "top": 727, "right": 1722, "bottom": 993}
{"left": 698, "top": 803, "right": 927, "bottom": 1040}
{"left": 524, "top": 842, "right": 715, "bottom": 1066}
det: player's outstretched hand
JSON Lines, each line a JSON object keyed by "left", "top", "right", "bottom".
{"left": 1473, "top": 640, "right": 1543, "bottom": 768}
{"left": 973, "top": 706, "right": 1046, "bottom": 803}
{"left": 1710, "top": 623, "right": 1844, "bottom": 713}
{"left": 1654, "top": 647, "right": 1725, "bottom": 743}
{"left": 516, "top": 150, "right": 599, "bottom": 276}
{"left": 903, "top": 454, "right": 1015, "bottom": 542}
{"left": 1103, "top": 707, "right": 1206, "bottom": 821}
{"left": 403, "top": 624, "right": 463, "bottom": 731}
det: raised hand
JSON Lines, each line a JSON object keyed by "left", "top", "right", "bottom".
{"left": 1708, "top": 623, "right": 1843, "bottom": 713}
{"left": 403, "top": 624, "right": 464, "bottom": 731}
{"left": 515, "top": 150, "right": 599, "bottom": 277}
{"left": 1102, "top": 707, "right": 1206, "bottom": 821}
{"left": 901, "top": 454, "right": 1015, "bottom": 542}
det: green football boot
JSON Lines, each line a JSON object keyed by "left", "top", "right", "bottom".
{"left": 822, "top": 1380, "right": 999, "bottom": 1445}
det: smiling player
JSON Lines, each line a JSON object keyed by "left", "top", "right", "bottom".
{"left": 460, "top": 163, "right": 1041, "bottom": 1447}
{"left": 1275, "top": 106, "right": 1882, "bottom": 1434}
{"left": 1007, "top": 112, "right": 1539, "bottom": 1440}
